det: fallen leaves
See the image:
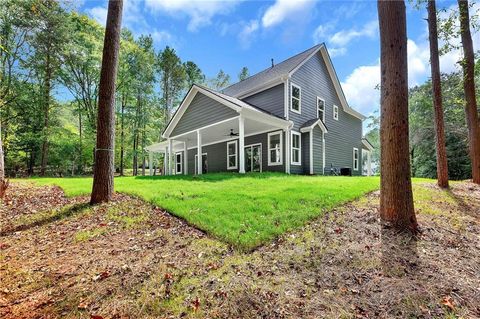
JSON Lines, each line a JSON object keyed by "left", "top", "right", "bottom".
{"left": 93, "top": 271, "right": 110, "bottom": 282}
{"left": 441, "top": 296, "right": 455, "bottom": 311}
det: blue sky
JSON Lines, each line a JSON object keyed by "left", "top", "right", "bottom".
{"left": 78, "top": 0, "right": 479, "bottom": 117}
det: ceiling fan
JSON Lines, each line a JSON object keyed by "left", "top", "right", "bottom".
{"left": 225, "top": 129, "right": 239, "bottom": 137}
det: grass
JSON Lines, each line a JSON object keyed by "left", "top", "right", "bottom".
{"left": 30, "top": 173, "right": 380, "bottom": 250}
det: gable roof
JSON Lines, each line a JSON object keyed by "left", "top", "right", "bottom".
{"left": 300, "top": 118, "right": 328, "bottom": 133}
{"left": 222, "top": 44, "right": 323, "bottom": 98}
{"left": 362, "top": 138, "right": 374, "bottom": 151}
{"left": 223, "top": 43, "right": 366, "bottom": 121}
{"left": 162, "top": 84, "right": 290, "bottom": 138}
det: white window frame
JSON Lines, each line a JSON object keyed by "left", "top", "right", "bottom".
{"left": 353, "top": 148, "right": 359, "bottom": 171}
{"left": 291, "top": 131, "right": 301, "bottom": 166}
{"left": 290, "top": 83, "right": 301, "bottom": 114}
{"left": 175, "top": 152, "right": 183, "bottom": 175}
{"left": 267, "top": 131, "right": 283, "bottom": 166}
{"left": 333, "top": 105, "right": 339, "bottom": 120}
{"left": 317, "top": 97, "right": 325, "bottom": 122}
{"left": 227, "top": 140, "right": 238, "bottom": 170}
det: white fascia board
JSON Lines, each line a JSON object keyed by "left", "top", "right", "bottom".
{"left": 299, "top": 120, "right": 328, "bottom": 134}
{"left": 239, "top": 108, "right": 290, "bottom": 129}
{"left": 234, "top": 76, "right": 287, "bottom": 99}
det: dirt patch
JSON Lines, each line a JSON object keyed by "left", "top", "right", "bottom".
{"left": 1, "top": 181, "right": 479, "bottom": 318}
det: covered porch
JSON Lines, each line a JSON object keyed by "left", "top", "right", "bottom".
{"left": 146, "top": 113, "right": 292, "bottom": 176}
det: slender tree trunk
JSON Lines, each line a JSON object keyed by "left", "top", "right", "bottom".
{"left": 40, "top": 51, "right": 51, "bottom": 176}
{"left": 378, "top": 0, "right": 418, "bottom": 233}
{"left": 120, "top": 94, "right": 125, "bottom": 176}
{"left": 142, "top": 118, "right": 146, "bottom": 176}
{"left": 458, "top": 0, "right": 480, "bottom": 184}
{"left": 427, "top": 0, "right": 449, "bottom": 188}
{"left": 90, "top": 0, "right": 123, "bottom": 204}
{"left": 0, "top": 120, "right": 7, "bottom": 198}
{"left": 78, "top": 101, "right": 84, "bottom": 174}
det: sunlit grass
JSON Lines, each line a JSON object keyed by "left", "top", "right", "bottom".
{"left": 31, "top": 173, "right": 380, "bottom": 250}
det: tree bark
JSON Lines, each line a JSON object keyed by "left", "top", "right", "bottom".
{"left": 120, "top": 94, "right": 125, "bottom": 176}
{"left": 90, "top": 0, "right": 123, "bottom": 204}
{"left": 40, "top": 50, "right": 51, "bottom": 176}
{"left": 0, "top": 120, "right": 7, "bottom": 198}
{"left": 378, "top": 0, "right": 418, "bottom": 233}
{"left": 427, "top": 0, "right": 449, "bottom": 188}
{"left": 458, "top": 0, "right": 480, "bottom": 184}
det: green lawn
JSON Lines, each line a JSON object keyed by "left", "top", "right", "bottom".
{"left": 31, "top": 173, "right": 380, "bottom": 250}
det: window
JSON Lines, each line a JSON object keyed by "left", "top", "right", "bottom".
{"left": 317, "top": 97, "right": 325, "bottom": 122}
{"left": 175, "top": 152, "right": 183, "bottom": 174}
{"left": 227, "top": 140, "right": 238, "bottom": 169}
{"left": 333, "top": 105, "right": 339, "bottom": 120}
{"left": 290, "top": 83, "right": 301, "bottom": 114}
{"left": 353, "top": 148, "right": 359, "bottom": 171}
{"left": 291, "top": 131, "right": 301, "bottom": 165}
{"left": 268, "top": 131, "right": 283, "bottom": 166}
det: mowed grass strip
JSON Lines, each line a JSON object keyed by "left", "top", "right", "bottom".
{"left": 31, "top": 173, "right": 380, "bottom": 250}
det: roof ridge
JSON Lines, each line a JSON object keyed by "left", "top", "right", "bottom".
{"left": 222, "top": 43, "right": 324, "bottom": 94}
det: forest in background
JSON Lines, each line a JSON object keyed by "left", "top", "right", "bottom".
{"left": 0, "top": 0, "right": 477, "bottom": 180}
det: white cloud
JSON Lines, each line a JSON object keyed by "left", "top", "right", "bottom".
{"left": 150, "top": 30, "right": 173, "bottom": 45}
{"left": 145, "top": 0, "right": 242, "bottom": 32}
{"left": 87, "top": 6, "right": 108, "bottom": 25}
{"left": 329, "top": 20, "right": 377, "bottom": 47}
{"left": 262, "top": 0, "right": 314, "bottom": 28}
{"left": 341, "top": 63, "right": 380, "bottom": 116}
{"left": 238, "top": 20, "right": 259, "bottom": 49}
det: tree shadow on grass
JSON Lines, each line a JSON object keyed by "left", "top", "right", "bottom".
{"left": 0, "top": 203, "right": 90, "bottom": 237}
{"left": 444, "top": 188, "right": 478, "bottom": 218}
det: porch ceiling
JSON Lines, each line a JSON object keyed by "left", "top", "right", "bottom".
{"left": 146, "top": 116, "right": 284, "bottom": 153}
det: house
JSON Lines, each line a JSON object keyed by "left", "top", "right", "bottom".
{"left": 146, "top": 44, "right": 373, "bottom": 176}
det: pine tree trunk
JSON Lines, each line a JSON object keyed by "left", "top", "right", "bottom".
{"left": 378, "top": 0, "right": 418, "bottom": 233}
{"left": 78, "top": 102, "right": 84, "bottom": 174}
{"left": 120, "top": 94, "right": 125, "bottom": 176}
{"left": 427, "top": 0, "right": 449, "bottom": 188}
{"left": 90, "top": 0, "right": 123, "bottom": 204}
{"left": 0, "top": 120, "right": 7, "bottom": 198}
{"left": 40, "top": 51, "right": 51, "bottom": 176}
{"left": 458, "top": 0, "right": 480, "bottom": 184}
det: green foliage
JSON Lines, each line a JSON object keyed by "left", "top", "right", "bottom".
{"left": 409, "top": 71, "right": 473, "bottom": 180}
{"left": 32, "top": 173, "right": 380, "bottom": 250}
{"left": 238, "top": 66, "right": 249, "bottom": 81}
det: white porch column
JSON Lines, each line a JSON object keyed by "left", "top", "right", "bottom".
{"left": 309, "top": 131, "right": 313, "bottom": 175}
{"left": 163, "top": 149, "right": 167, "bottom": 175}
{"left": 285, "top": 128, "right": 290, "bottom": 174}
{"left": 238, "top": 115, "right": 245, "bottom": 174}
{"left": 322, "top": 133, "right": 326, "bottom": 175}
{"left": 168, "top": 139, "right": 173, "bottom": 175}
{"left": 197, "top": 130, "right": 202, "bottom": 175}
{"left": 183, "top": 141, "right": 188, "bottom": 175}
{"left": 149, "top": 151, "right": 153, "bottom": 176}
{"left": 367, "top": 151, "right": 372, "bottom": 176}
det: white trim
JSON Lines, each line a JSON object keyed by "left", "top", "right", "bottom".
{"left": 175, "top": 152, "right": 183, "bottom": 175}
{"left": 362, "top": 139, "right": 374, "bottom": 151}
{"left": 149, "top": 151, "right": 153, "bottom": 176}
{"left": 333, "top": 105, "right": 339, "bottom": 121}
{"left": 227, "top": 140, "right": 238, "bottom": 170}
{"left": 194, "top": 152, "right": 208, "bottom": 175}
{"left": 309, "top": 131, "right": 313, "bottom": 175}
{"left": 291, "top": 131, "right": 301, "bottom": 166}
{"left": 284, "top": 78, "right": 289, "bottom": 120}
{"left": 322, "top": 133, "right": 326, "bottom": 175}
{"left": 244, "top": 143, "right": 263, "bottom": 172}
{"left": 183, "top": 141, "right": 188, "bottom": 175}
{"left": 267, "top": 130, "right": 283, "bottom": 166}
{"left": 168, "top": 139, "right": 173, "bottom": 175}
{"left": 197, "top": 130, "right": 202, "bottom": 175}
{"left": 290, "top": 83, "right": 301, "bottom": 114}
{"left": 285, "top": 129, "right": 290, "bottom": 173}
{"left": 317, "top": 97, "right": 325, "bottom": 123}
{"left": 299, "top": 119, "right": 328, "bottom": 134}
{"left": 353, "top": 147, "right": 359, "bottom": 171}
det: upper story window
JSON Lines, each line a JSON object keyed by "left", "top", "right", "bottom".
{"left": 268, "top": 131, "right": 283, "bottom": 166}
{"left": 227, "top": 140, "right": 238, "bottom": 170}
{"left": 333, "top": 105, "right": 339, "bottom": 120}
{"left": 353, "top": 148, "right": 359, "bottom": 171}
{"left": 317, "top": 97, "right": 325, "bottom": 122}
{"left": 291, "top": 131, "right": 301, "bottom": 165}
{"left": 290, "top": 83, "right": 301, "bottom": 114}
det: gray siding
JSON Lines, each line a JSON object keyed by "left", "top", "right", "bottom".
{"left": 242, "top": 84, "right": 285, "bottom": 118}
{"left": 171, "top": 92, "right": 238, "bottom": 137}
{"left": 184, "top": 130, "right": 286, "bottom": 174}
{"left": 302, "top": 132, "right": 310, "bottom": 174}
{"left": 289, "top": 52, "right": 363, "bottom": 175}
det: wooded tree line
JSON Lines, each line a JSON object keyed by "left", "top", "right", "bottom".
{"left": 0, "top": 0, "right": 248, "bottom": 177}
